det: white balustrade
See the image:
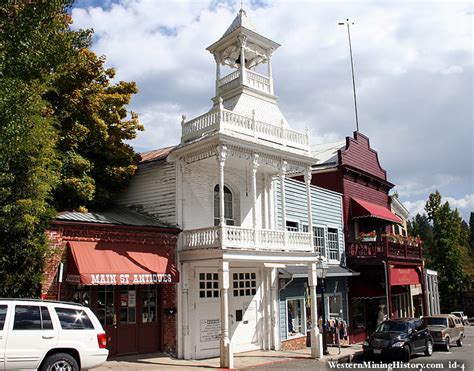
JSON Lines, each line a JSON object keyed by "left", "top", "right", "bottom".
{"left": 182, "top": 227, "right": 220, "bottom": 249}
{"left": 182, "top": 226, "right": 313, "bottom": 252}
{"left": 246, "top": 70, "right": 270, "bottom": 94}
{"left": 218, "top": 70, "right": 240, "bottom": 87}
{"left": 181, "top": 91, "right": 310, "bottom": 149}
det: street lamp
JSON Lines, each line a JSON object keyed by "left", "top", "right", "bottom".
{"left": 338, "top": 18, "right": 360, "bottom": 132}
{"left": 317, "top": 257, "right": 329, "bottom": 355}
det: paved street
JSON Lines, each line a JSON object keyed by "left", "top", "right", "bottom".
{"left": 244, "top": 325, "right": 473, "bottom": 371}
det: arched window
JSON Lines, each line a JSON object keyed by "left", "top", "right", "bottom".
{"left": 214, "top": 184, "right": 234, "bottom": 226}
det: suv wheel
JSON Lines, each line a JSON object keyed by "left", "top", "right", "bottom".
{"left": 456, "top": 336, "right": 463, "bottom": 347}
{"left": 402, "top": 345, "right": 411, "bottom": 362}
{"left": 40, "top": 353, "right": 79, "bottom": 371}
{"left": 444, "top": 337, "right": 450, "bottom": 351}
{"left": 424, "top": 340, "right": 433, "bottom": 356}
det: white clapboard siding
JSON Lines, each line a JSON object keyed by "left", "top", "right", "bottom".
{"left": 274, "top": 177, "right": 345, "bottom": 263}
{"left": 117, "top": 160, "right": 176, "bottom": 224}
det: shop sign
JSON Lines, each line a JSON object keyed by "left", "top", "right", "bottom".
{"left": 87, "top": 273, "right": 173, "bottom": 285}
{"left": 390, "top": 268, "right": 420, "bottom": 286}
{"left": 200, "top": 319, "right": 221, "bottom": 342}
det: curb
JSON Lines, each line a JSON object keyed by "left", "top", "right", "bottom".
{"left": 327, "top": 350, "right": 363, "bottom": 364}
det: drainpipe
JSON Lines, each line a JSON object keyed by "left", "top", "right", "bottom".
{"left": 382, "top": 261, "right": 390, "bottom": 319}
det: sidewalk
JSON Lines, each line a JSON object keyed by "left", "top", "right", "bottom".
{"left": 95, "top": 345, "right": 363, "bottom": 370}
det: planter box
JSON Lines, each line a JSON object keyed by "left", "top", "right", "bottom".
{"left": 362, "top": 236, "right": 376, "bottom": 242}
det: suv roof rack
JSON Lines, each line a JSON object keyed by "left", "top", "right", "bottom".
{"left": 0, "top": 298, "right": 84, "bottom": 307}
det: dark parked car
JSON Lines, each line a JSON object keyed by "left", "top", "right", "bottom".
{"left": 363, "top": 318, "right": 433, "bottom": 362}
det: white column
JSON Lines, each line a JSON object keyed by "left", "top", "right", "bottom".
{"left": 180, "top": 262, "right": 190, "bottom": 359}
{"left": 217, "top": 144, "right": 227, "bottom": 227}
{"left": 214, "top": 53, "right": 221, "bottom": 96}
{"left": 270, "top": 267, "right": 280, "bottom": 350}
{"left": 219, "top": 260, "right": 233, "bottom": 368}
{"left": 308, "top": 262, "right": 323, "bottom": 359}
{"left": 305, "top": 166, "right": 314, "bottom": 252}
{"left": 266, "top": 49, "right": 274, "bottom": 94}
{"left": 279, "top": 161, "right": 287, "bottom": 245}
{"left": 238, "top": 35, "right": 247, "bottom": 85}
{"left": 251, "top": 152, "right": 259, "bottom": 245}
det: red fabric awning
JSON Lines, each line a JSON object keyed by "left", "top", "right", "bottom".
{"left": 390, "top": 268, "right": 420, "bottom": 286}
{"left": 66, "top": 241, "right": 178, "bottom": 285}
{"left": 351, "top": 197, "right": 402, "bottom": 224}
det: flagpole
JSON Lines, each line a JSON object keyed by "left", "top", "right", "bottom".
{"left": 339, "top": 19, "right": 359, "bottom": 132}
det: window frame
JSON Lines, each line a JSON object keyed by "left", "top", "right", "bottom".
{"left": 326, "top": 227, "right": 340, "bottom": 261}
{"left": 286, "top": 296, "right": 307, "bottom": 337}
{"left": 285, "top": 220, "right": 300, "bottom": 232}
{"left": 214, "top": 184, "right": 235, "bottom": 226}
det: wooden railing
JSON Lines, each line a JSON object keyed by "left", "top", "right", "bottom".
{"left": 182, "top": 226, "right": 313, "bottom": 252}
{"left": 181, "top": 106, "right": 310, "bottom": 150}
{"left": 346, "top": 237, "right": 422, "bottom": 260}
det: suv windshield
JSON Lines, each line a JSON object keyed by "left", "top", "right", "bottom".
{"left": 423, "top": 317, "right": 447, "bottom": 327}
{"left": 376, "top": 321, "right": 408, "bottom": 333}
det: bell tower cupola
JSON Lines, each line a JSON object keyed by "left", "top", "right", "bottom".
{"left": 207, "top": 8, "right": 280, "bottom": 101}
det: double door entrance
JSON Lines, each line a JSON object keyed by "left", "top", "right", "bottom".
{"left": 72, "top": 284, "right": 161, "bottom": 356}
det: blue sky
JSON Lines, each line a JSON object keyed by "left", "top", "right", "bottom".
{"left": 71, "top": 0, "right": 473, "bottom": 221}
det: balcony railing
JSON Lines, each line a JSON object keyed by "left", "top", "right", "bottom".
{"left": 346, "top": 237, "right": 422, "bottom": 260}
{"left": 182, "top": 225, "right": 313, "bottom": 252}
{"left": 217, "top": 69, "right": 271, "bottom": 96}
{"left": 181, "top": 106, "right": 310, "bottom": 151}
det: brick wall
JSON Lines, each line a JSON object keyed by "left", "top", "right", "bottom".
{"left": 162, "top": 284, "right": 177, "bottom": 355}
{"left": 43, "top": 221, "right": 179, "bottom": 355}
{"left": 281, "top": 335, "right": 307, "bottom": 350}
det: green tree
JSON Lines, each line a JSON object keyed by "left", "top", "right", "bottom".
{"left": 0, "top": 1, "right": 142, "bottom": 296}
{"left": 0, "top": 1, "right": 76, "bottom": 296}
{"left": 425, "top": 191, "right": 470, "bottom": 311}
{"left": 47, "top": 49, "right": 143, "bottom": 210}
{"left": 407, "top": 213, "right": 433, "bottom": 257}
{"left": 469, "top": 212, "right": 474, "bottom": 256}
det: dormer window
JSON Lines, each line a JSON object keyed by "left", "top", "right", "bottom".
{"left": 214, "top": 185, "right": 235, "bottom": 226}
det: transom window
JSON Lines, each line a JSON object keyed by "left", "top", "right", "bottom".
{"left": 327, "top": 228, "right": 339, "bottom": 260}
{"left": 199, "top": 273, "right": 220, "bottom": 298}
{"left": 233, "top": 272, "right": 257, "bottom": 297}
{"left": 214, "top": 185, "right": 234, "bottom": 226}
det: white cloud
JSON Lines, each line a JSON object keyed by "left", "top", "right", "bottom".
{"left": 72, "top": 0, "right": 473, "bottom": 214}
{"left": 403, "top": 194, "right": 474, "bottom": 221}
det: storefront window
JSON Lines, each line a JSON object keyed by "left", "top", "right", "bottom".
{"left": 97, "top": 285, "right": 114, "bottom": 326}
{"left": 287, "top": 298, "right": 305, "bottom": 336}
{"left": 120, "top": 285, "right": 136, "bottom": 323}
{"left": 352, "top": 299, "right": 365, "bottom": 331}
{"left": 142, "top": 285, "right": 157, "bottom": 323}
{"left": 327, "top": 294, "right": 343, "bottom": 319}
{"left": 72, "top": 285, "right": 91, "bottom": 306}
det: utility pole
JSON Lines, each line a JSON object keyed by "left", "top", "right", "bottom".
{"left": 339, "top": 19, "right": 359, "bottom": 132}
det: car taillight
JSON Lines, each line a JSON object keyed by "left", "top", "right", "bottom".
{"left": 97, "top": 333, "right": 107, "bottom": 349}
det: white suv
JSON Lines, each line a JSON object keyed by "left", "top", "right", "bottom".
{"left": 0, "top": 299, "right": 108, "bottom": 370}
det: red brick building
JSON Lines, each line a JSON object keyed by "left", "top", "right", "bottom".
{"left": 43, "top": 207, "right": 180, "bottom": 356}
{"left": 309, "top": 132, "right": 427, "bottom": 343}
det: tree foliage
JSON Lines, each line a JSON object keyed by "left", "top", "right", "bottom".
{"left": 0, "top": 1, "right": 70, "bottom": 296}
{"left": 407, "top": 213, "right": 433, "bottom": 257}
{"left": 0, "top": 1, "right": 142, "bottom": 296}
{"left": 424, "top": 190, "right": 470, "bottom": 311}
{"left": 47, "top": 47, "right": 143, "bottom": 210}
{"left": 469, "top": 212, "right": 474, "bottom": 256}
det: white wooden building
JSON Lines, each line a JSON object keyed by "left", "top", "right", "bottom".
{"left": 118, "top": 9, "right": 326, "bottom": 367}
